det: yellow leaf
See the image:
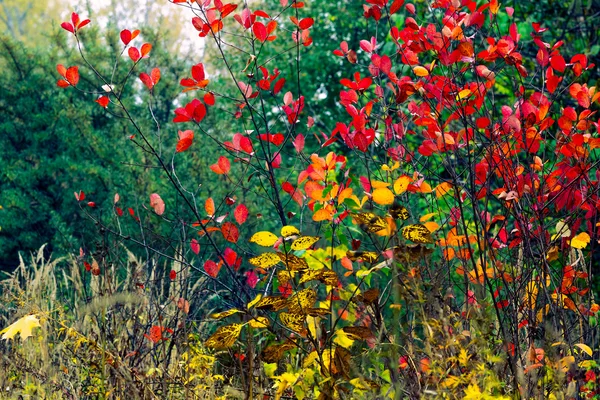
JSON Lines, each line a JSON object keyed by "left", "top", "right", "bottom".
{"left": 248, "top": 317, "right": 270, "bottom": 328}
{"left": 389, "top": 203, "right": 409, "bottom": 220}
{"left": 552, "top": 220, "right": 571, "bottom": 240}
{"left": 559, "top": 356, "right": 575, "bottom": 372}
{"left": 370, "top": 180, "right": 390, "bottom": 189}
{"left": 570, "top": 232, "right": 590, "bottom": 249}
{"left": 456, "top": 88, "right": 471, "bottom": 100}
{"left": 247, "top": 294, "right": 263, "bottom": 309}
{"left": 290, "top": 236, "right": 320, "bottom": 250}
{"left": 210, "top": 309, "right": 242, "bottom": 319}
{"left": 463, "top": 383, "right": 482, "bottom": 400}
{"left": 402, "top": 224, "right": 434, "bottom": 244}
{"left": 419, "top": 213, "right": 436, "bottom": 222}
{"left": 381, "top": 161, "right": 400, "bottom": 171}
{"left": 575, "top": 343, "right": 593, "bottom": 357}
{"left": 248, "top": 253, "right": 281, "bottom": 269}
{"left": 334, "top": 329, "right": 355, "bottom": 348}
{"left": 393, "top": 175, "right": 411, "bottom": 195}
{"left": 1, "top": 314, "right": 41, "bottom": 341}
{"left": 372, "top": 188, "right": 395, "bottom": 205}
{"left": 205, "top": 323, "right": 243, "bottom": 349}
{"left": 249, "top": 231, "right": 279, "bottom": 247}
{"left": 254, "top": 296, "right": 289, "bottom": 311}
{"left": 423, "top": 221, "right": 439, "bottom": 233}
{"left": 313, "top": 208, "right": 334, "bottom": 221}
{"left": 435, "top": 182, "right": 453, "bottom": 198}
{"left": 413, "top": 66, "right": 429, "bottom": 77}
{"left": 279, "top": 313, "right": 305, "bottom": 332}
{"left": 281, "top": 225, "right": 300, "bottom": 238}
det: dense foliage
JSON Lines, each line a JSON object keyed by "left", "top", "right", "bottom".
{"left": 2, "top": 0, "right": 600, "bottom": 399}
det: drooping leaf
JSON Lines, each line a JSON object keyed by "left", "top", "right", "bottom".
{"left": 288, "top": 288, "right": 317, "bottom": 313}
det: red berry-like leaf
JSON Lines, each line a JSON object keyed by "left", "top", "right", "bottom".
{"left": 169, "top": 269, "right": 177, "bottom": 280}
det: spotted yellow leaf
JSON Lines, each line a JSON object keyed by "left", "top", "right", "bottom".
{"left": 346, "top": 251, "right": 379, "bottom": 263}
{"left": 290, "top": 236, "right": 320, "bottom": 251}
{"left": 288, "top": 288, "right": 317, "bottom": 314}
{"left": 281, "top": 225, "right": 300, "bottom": 238}
{"left": 321, "top": 270, "right": 339, "bottom": 286}
{"left": 248, "top": 316, "right": 270, "bottom": 328}
{"left": 210, "top": 309, "right": 242, "bottom": 320}
{"left": 277, "top": 270, "right": 293, "bottom": 285}
{"left": 372, "top": 188, "right": 395, "bottom": 205}
{"left": 279, "top": 312, "right": 305, "bottom": 332}
{"left": 261, "top": 342, "right": 296, "bottom": 363}
{"left": 402, "top": 224, "right": 434, "bottom": 244}
{"left": 277, "top": 252, "right": 309, "bottom": 271}
{"left": 307, "top": 307, "right": 331, "bottom": 316}
{"left": 249, "top": 231, "right": 279, "bottom": 247}
{"left": 205, "top": 323, "right": 243, "bottom": 349}
{"left": 299, "top": 269, "right": 324, "bottom": 284}
{"left": 249, "top": 252, "right": 281, "bottom": 269}
{"left": 247, "top": 294, "right": 263, "bottom": 309}
{"left": 255, "top": 296, "right": 289, "bottom": 311}
{"left": 389, "top": 203, "right": 409, "bottom": 220}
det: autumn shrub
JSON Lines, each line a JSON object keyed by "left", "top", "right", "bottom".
{"left": 2, "top": 0, "right": 600, "bottom": 399}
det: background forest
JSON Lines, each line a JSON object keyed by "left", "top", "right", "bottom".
{"left": 1, "top": 0, "right": 600, "bottom": 398}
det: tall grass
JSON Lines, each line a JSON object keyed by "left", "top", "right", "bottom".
{"left": 0, "top": 245, "right": 223, "bottom": 399}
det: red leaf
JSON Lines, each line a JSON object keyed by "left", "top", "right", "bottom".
{"left": 176, "top": 130, "right": 194, "bottom": 152}
{"left": 141, "top": 43, "right": 152, "bottom": 58}
{"left": 245, "top": 270, "right": 258, "bottom": 288}
{"left": 151, "top": 68, "right": 160, "bottom": 86}
{"left": 550, "top": 55, "right": 566, "bottom": 73}
{"left": 204, "top": 92, "right": 215, "bottom": 105}
{"left": 389, "top": 0, "right": 404, "bottom": 15}
{"left": 57, "top": 79, "right": 70, "bottom": 88}
{"left": 221, "top": 222, "right": 239, "bottom": 243}
{"left": 234, "top": 203, "right": 248, "bottom": 224}
{"left": 66, "top": 66, "right": 79, "bottom": 86}
{"left": 128, "top": 47, "right": 141, "bottom": 62}
{"left": 190, "top": 239, "right": 200, "bottom": 254}
{"left": 150, "top": 193, "right": 165, "bottom": 215}
{"left": 191, "top": 63, "right": 205, "bottom": 81}
{"left": 217, "top": 156, "right": 231, "bottom": 174}
{"left": 120, "top": 29, "right": 132, "bottom": 45}
{"left": 96, "top": 96, "right": 109, "bottom": 108}
{"left": 204, "top": 260, "right": 220, "bottom": 278}
{"left": 293, "top": 134, "right": 305, "bottom": 152}
{"left": 298, "top": 17, "right": 314, "bottom": 30}
{"left": 252, "top": 22, "right": 268, "bottom": 42}
{"left": 74, "top": 191, "right": 85, "bottom": 201}
{"left": 139, "top": 72, "right": 153, "bottom": 90}
{"left": 224, "top": 247, "right": 237, "bottom": 266}
{"left": 61, "top": 22, "right": 74, "bottom": 33}
{"left": 169, "top": 269, "right": 177, "bottom": 280}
